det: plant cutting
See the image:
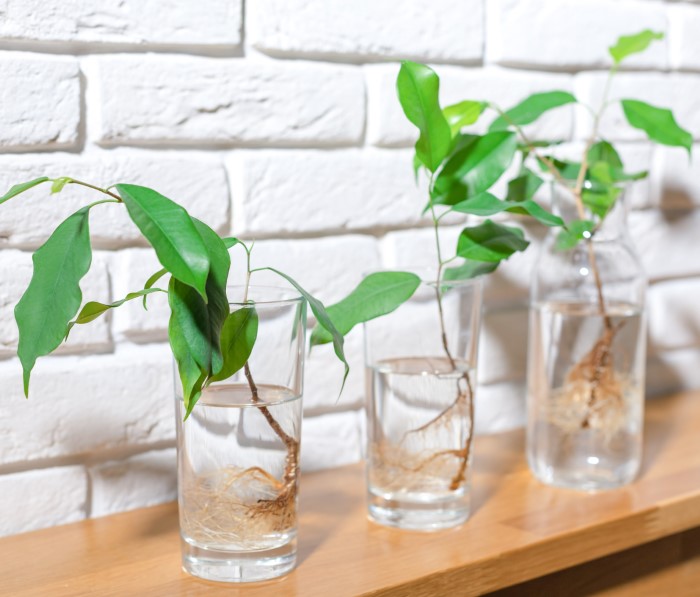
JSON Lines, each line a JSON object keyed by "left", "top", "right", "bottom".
{"left": 0, "top": 177, "right": 348, "bottom": 581}
{"left": 311, "top": 61, "right": 564, "bottom": 529}
{"left": 484, "top": 30, "right": 689, "bottom": 490}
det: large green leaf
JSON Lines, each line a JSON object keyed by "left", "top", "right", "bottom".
{"left": 432, "top": 131, "right": 518, "bottom": 206}
{"left": 443, "top": 100, "right": 486, "bottom": 136}
{"left": 66, "top": 288, "right": 165, "bottom": 338}
{"left": 609, "top": 30, "right": 664, "bottom": 64}
{"left": 0, "top": 177, "right": 49, "bottom": 205}
{"left": 209, "top": 308, "right": 258, "bottom": 383}
{"left": 444, "top": 260, "right": 498, "bottom": 281}
{"left": 456, "top": 220, "right": 530, "bottom": 262}
{"left": 489, "top": 91, "right": 576, "bottom": 132}
{"left": 310, "top": 272, "right": 421, "bottom": 347}
{"left": 264, "top": 268, "right": 349, "bottom": 392}
{"left": 169, "top": 306, "right": 207, "bottom": 419}
{"left": 167, "top": 219, "right": 230, "bottom": 378}
{"left": 396, "top": 61, "right": 451, "bottom": 172}
{"left": 116, "top": 184, "right": 211, "bottom": 300}
{"left": 621, "top": 100, "right": 693, "bottom": 155}
{"left": 506, "top": 170, "right": 543, "bottom": 203}
{"left": 15, "top": 206, "right": 93, "bottom": 395}
{"left": 452, "top": 192, "right": 563, "bottom": 227}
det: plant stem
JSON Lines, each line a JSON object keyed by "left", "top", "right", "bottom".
{"left": 69, "top": 179, "right": 123, "bottom": 202}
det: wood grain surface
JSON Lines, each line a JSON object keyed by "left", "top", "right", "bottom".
{"left": 1, "top": 391, "right": 700, "bottom": 596}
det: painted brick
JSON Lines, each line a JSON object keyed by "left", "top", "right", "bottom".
{"left": 648, "top": 278, "right": 700, "bottom": 354}
{"left": 574, "top": 73, "right": 700, "bottom": 142}
{"left": 474, "top": 379, "right": 526, "bottom": 433}
{"left": 229, "top": 149, "right": 427, "bottom": 235}
{"left": 669, "top": 3, "right": 700, "bottom": 71}
{"left": 478, "top": 307, "right": 529, "bottom": 386}
{"left": 0, "top": 152, "right": 229, "bottom": 249}
{"left": 0, "top": 250, "right": 111, "bottom": 359}
{"left": 0, "top": 466, "right": 87, "bottom": 537}
{"left": 628, "top": 209, "right": 700, "bottom": 282}
{"left": 0, "top": 345, "right": 175, "bottom": 467}
{"left": 647, "top": 348, "right": 700, "bottom": 397}
{"left": 301, "top": 410, "right": 363, "bottom": 472}
{"left": 367, "top": 65, "right": 574, "bottom": 147}
{"left": 657, "top": 144, "right": 700, "bottom": 210}
{"left": 89, "top": 448, "right": 177, "bottom": 518}
{"left": 0, "top": 53, "right": 80, "bottom": 150}
{"left": 248, "top": 0, "right": 483, "bottom": 64}
{"left": 92, "top": 56, "right": 365, "bottom": 147}
{"left": 488, "top": 0, "right": 668, "bottom": 70}
{"left": 0, "top": 1, "right": 242, "bottom": 48}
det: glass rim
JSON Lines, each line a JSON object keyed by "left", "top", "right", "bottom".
{"left": 225, "top": 284, "right": 304, "bottom": 307}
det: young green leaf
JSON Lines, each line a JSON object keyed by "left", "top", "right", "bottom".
{"left": 456, "top": 220, "right": 530, "bottom": 262}
{"left": 0, "top": 177, "right": 50, "bottom": 205}
{"left": 167, "top": 219, "right": 231, "bottom": 378}
{"left": 263, "top": 267, "right": 350, "bottom": 393}
{"left": 310, "top": 271, "right": 421, "bottom": 347}
{"left": 621, "top": 100, "right": 693, "bottom": 155}
{"left": 116, "top": 184, "right": 211, "bottom": 300}
{"left": 443, "top": 260, "right": 498, "bottom": 281}
{"left": 51, "top": 177, "right": 73, "bottom": 195}
{"left": 396, "top": 61, "right": 451, "bottom": 172}
{"left": 506, "top": 170, "right": 543, "bottom": 203}
{"left": 451, "top": 192, "right": 563, "bottom": 227}
{"left": 223, "top": 237, "right": 241, "bottom": 250}
{"left": 489, "top": 91, "right": 577, "bottom": 132}
{"left": 15, "top": 206, "right": 93, "bottom": 395}
{"left": 556, "top": 219, "right": 596, "bottom": 251}
{"left": 537, "top": 156, "right": 581, "bottom": 180}
{"left": 609, "top": 30, "right": 664, "bottom": 64}
{"left": 454, "top": 193, "right": 562, "bottom": 227}
{"left": 209, "top": 308, "right": 259, "bottom": 383}
{"left": 587, "top": 141, "right": 623, "bottom": 169}
{"left": 66, "top": 288, "right": 165, "bottom": 338}
{"left": 432, "top": 131, "right": 518, "bottom": 206}
{"left": 443, "top": 100, "right": 486, "bottom": 136}
{"left": 582, "top": 185, "right": 622, "bottom": 219}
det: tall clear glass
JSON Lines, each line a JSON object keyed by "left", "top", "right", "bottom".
{"left": 527, "top": 186, "right": 647, "bottom": 491}
{"left": 175, "top": 287, "right": 306, "bottom": 582}
{"left": 364, "top": 275, "right": 482, "bottom": 530}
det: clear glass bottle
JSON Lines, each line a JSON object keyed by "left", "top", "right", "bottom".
{"left": 527, "top": 185, "right": 647, "bottom": 491}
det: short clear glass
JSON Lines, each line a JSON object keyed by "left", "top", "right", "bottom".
{"left": 527, "top": 186, "right": 647, "bottom": 491}
{"left": 175, "top": 287, "right": 306, "bottom": 582}
{"left": 363, "top": 275, "right": 482, "bottom": 530}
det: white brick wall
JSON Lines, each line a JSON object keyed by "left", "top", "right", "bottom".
{"left": 0, "top": 0, "right": 699, "bottom": 537}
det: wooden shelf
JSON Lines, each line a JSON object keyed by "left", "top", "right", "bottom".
{"left": 2, "top": 391, "right": 700, "bottom": 596}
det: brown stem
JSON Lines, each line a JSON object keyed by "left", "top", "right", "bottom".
{"left": 69, "top": 179, "right": 123, "bottom": 202}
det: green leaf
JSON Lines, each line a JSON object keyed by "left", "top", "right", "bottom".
{"left": 67, "top": 288, "right": 165, "bottom": 338}
{"left": 116, "top": 184, "right": 211, "bottom": 300}
{"left": 209, "top": 308, "right": 259, "bottom": 383}
{"left": 15, "top": 206, "right": 93, "bottom": 395}
{"left": 489, "top": 91, "right": 577, "bottom": 132}
{"left": 167, "top": 219, "right": 230, "bottom": 378}
{"left": 444, "top": 260, "right": 498, "bottom": 281}
{"left": 432, "top": 131, "right": 518, "bottom": 206}
{"left": 142, "top": 268, "right": 168, "bottom": 309}
{"left": 456, "top": 220, "right": 530, "bottom": 262}
{"left": 556, "top": 219, "right": 595, "bottom": 251}
{"left": 169, "top": 306, "right": 207, "bottom": 419}
{"left": 609, "top": 30, "right": 664, "bottom": 64}
{"left": 396, "top": 61, "right": 452, "bottom": 172}
{"left": 443, "top": 100, "right": 486, "bottom": 136}
{"left": 537, "top": 156, "right": 581, "bottom": 180}
{"left": 0, "top": 177, "right": 49, "bottom": 205}
{"left": 223, "top": 237, "right": 241, "bottom": 250}
{"left": 587, "top": 141, "right": 623, "bottom": 169}
{"left": 506, "top": 171, "right": 544, "bottom": 202}
{"left": 581, "top": 185, "right": 622, "bottom": 219}
{"left": 310, "top": 272, "right": 421, "bottom": 347}
{"left": 51, "top": 177, "right": 72, "bottom": 195}
{"left": 452, "top": 192, "right": 563, "bottom": 227}
{"left": 621, "top": 99, "right": 693, "bottom": 155}
{"left": 264, "top": 267, "right": 349, "bottom": 393}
